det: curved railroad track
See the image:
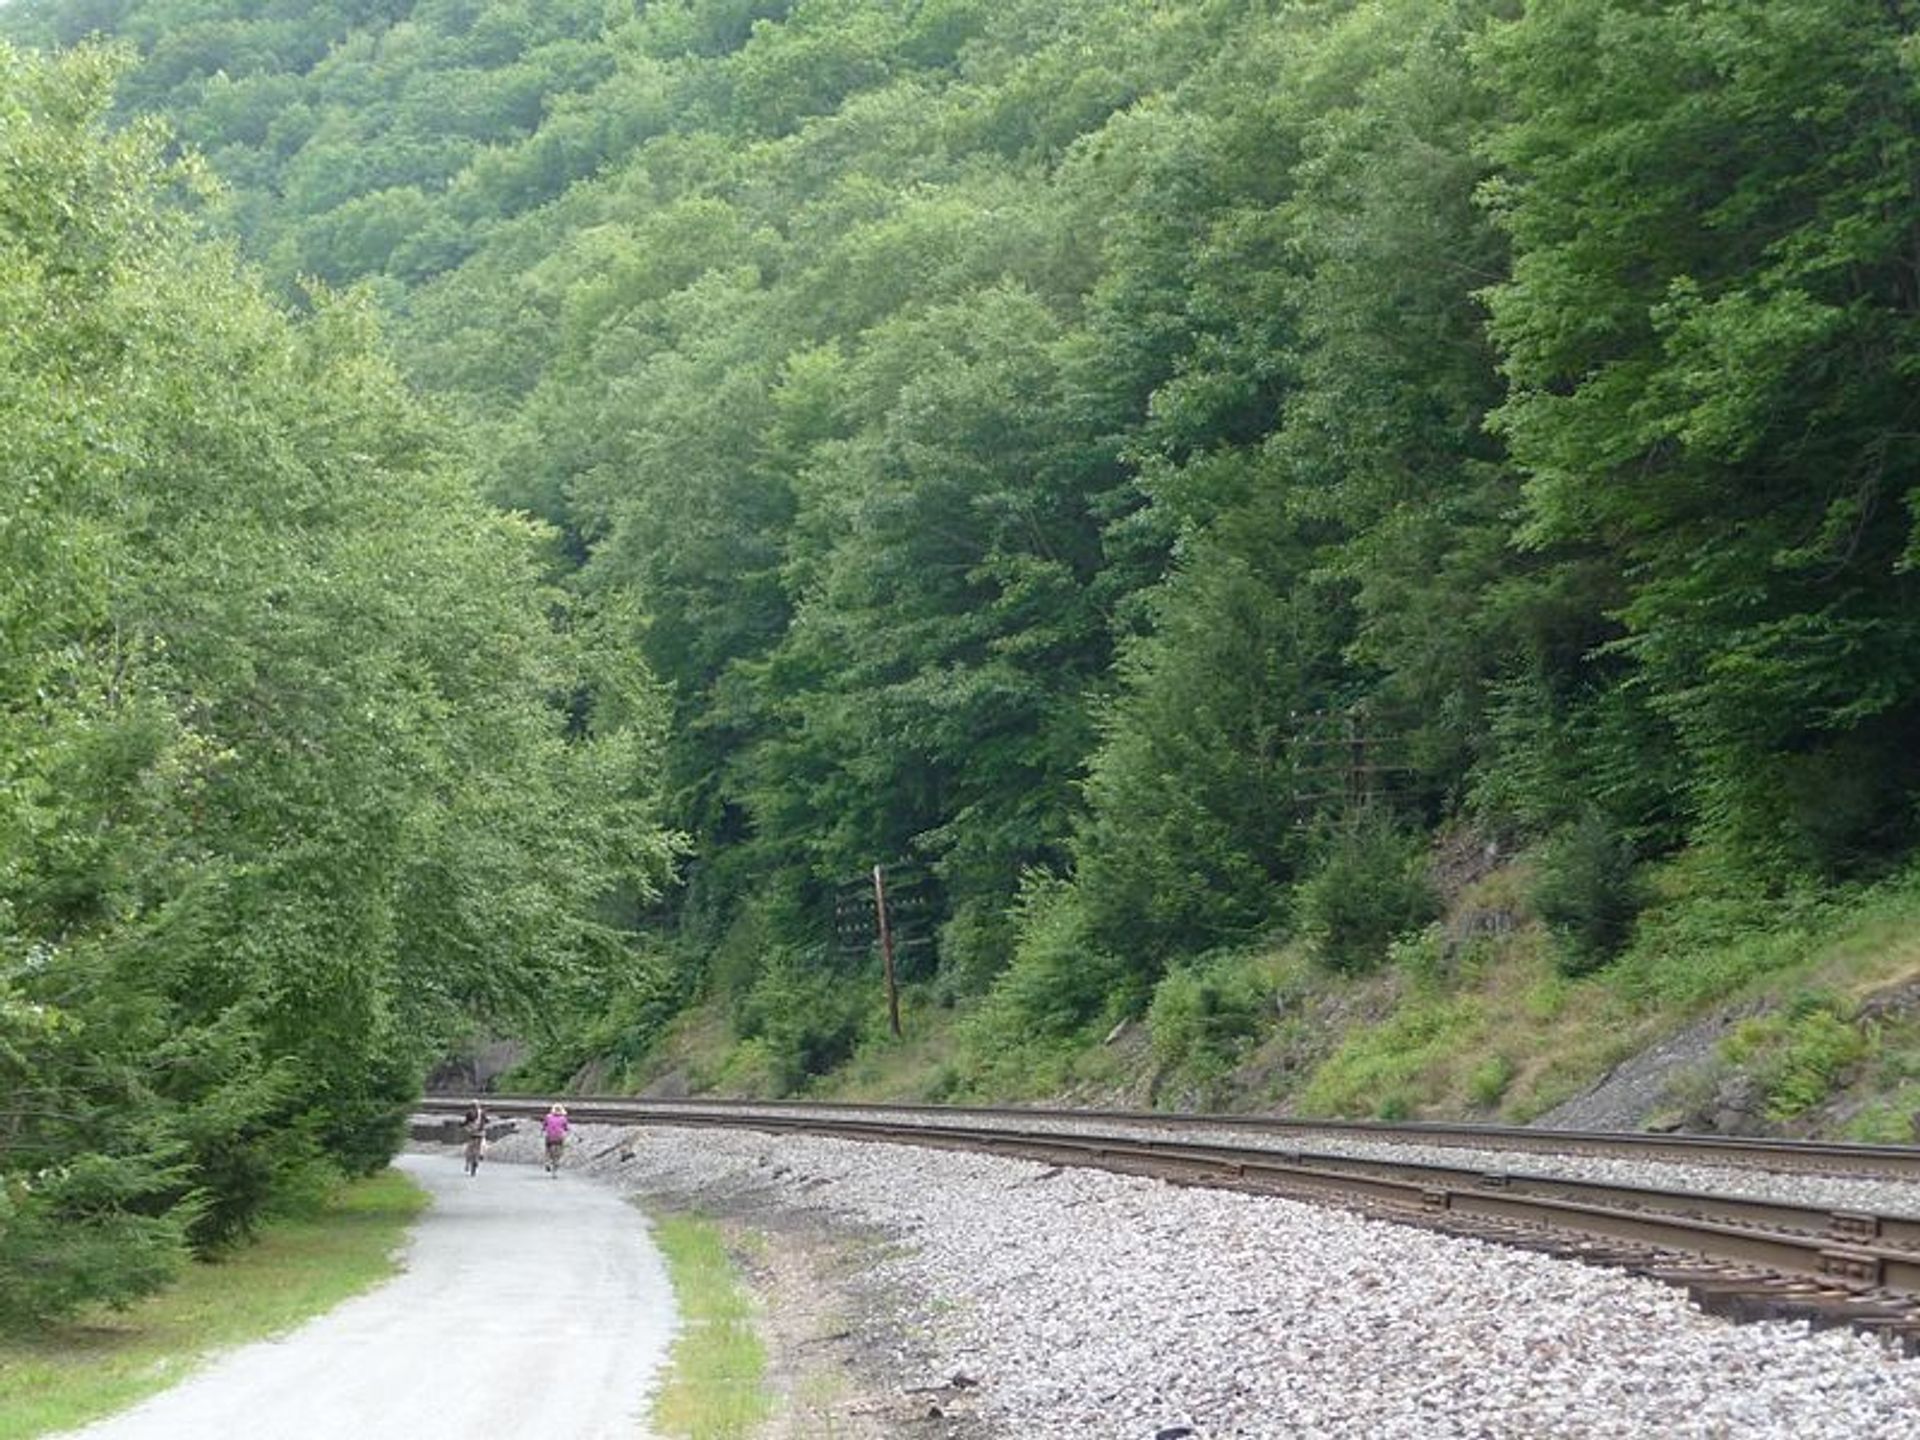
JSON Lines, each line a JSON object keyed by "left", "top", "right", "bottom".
{"left": 417, "top": 1095, "right": 1920, "bottom": 1352}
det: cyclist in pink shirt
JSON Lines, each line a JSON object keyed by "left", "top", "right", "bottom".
{"left": 542, "top": 1104, "right": 571, "bottom": 1176}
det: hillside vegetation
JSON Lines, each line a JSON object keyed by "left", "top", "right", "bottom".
{"left": 4, "top": 0, "right": 1919, "bottom": 1297}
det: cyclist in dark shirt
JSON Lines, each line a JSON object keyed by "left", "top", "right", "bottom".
{"left": 462, "top": 1100, "right": 489, "bottom": 1176}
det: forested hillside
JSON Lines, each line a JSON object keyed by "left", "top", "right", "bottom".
{"left": 4, "top": 0, "right": 1918, "bottom": 1163}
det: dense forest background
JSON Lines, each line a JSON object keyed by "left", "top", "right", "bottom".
{"left": 4, "top": 0, "right": 1918, "bottom": 1318}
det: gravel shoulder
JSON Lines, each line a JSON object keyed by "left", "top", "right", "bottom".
{"left": 514, "top": 1120, "right": 1920, "bottom": 1440}
{"left": 697, "top": 1207, "right": 987, "bottom": 1438}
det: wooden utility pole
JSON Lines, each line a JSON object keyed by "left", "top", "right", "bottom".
{"left": 873, "top": 863, "right": 902, "bottom": 1038}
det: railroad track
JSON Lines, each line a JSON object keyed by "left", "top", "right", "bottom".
{"left": 417, "top": 1095, "right": 1920, "bottom": 1351}
{"left": 436, "top": 1093, "right": 1920, "bottom": 1175}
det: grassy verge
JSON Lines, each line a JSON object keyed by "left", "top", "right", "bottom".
{"left": 650, "top": 1212, "right": 772, "bottom": 1439}
{"left": 0, "top": 1169, "right": 428, "bottom": 1440}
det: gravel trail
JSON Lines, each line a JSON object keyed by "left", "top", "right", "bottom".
{"left": 58, "top": 1152, "right": 676, "bottom": 1440}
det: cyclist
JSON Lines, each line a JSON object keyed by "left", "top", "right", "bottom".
{"left": 542, "top": 1104, "right": 571, "bottom": 1176}
{"left": 461, "top": 1100, "right": 489, "bottom": 1177}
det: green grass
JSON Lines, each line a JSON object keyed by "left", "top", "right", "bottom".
{"left": 1609, "top": 861, "right": 1920, "bottom": 1012}
{"left": 1844, "top": 1083, "right": 1920, "bottom": 1143}
{"left": 0, "top": 1169, "right": 428, "bottom": 1440}
{"left": 1467, "top": 1053, "right": 1517, "bottom": 1107}
{"left": 649, "top": 1213, "right": 772, "bottom": 1439}
{"left": 1721, "top": 996, "right": 1869, "bottom": 1119}
{"left": 1298, "top": 994, "right": 1483, "bottom": 1117}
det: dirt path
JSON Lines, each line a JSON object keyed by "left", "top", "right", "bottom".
{"left": 58, "top": 1153, "right": 677, "bottom": 1440}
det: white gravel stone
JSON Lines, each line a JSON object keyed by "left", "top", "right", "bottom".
{"left": 476, "top": 1119, "right": 1920, "bottom": 1438}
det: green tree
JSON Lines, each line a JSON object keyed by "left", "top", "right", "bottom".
{"left": 0, "top": 39, "right": 672, "bottom": 1320}
{"left": 1481, "top": 0, "right": 1920, "bottom": 871}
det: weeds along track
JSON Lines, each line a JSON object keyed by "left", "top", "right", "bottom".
{"left": 419, "top": 1096, "right": 1920, "bottom": 1351}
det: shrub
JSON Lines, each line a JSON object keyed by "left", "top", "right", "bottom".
{"left": 1532, "top": 809, "right": 1643, "bottom": 976}
{"left": 936, "top": 899, "right": 1017, "bottom": 999}
{"left": 1147, "top": 951, "right": 1268, "bottom": 1090}
{"left": 709, "top": 1037, "right": 783, "bottom": 1098}
{"left": 732, "top": 959, "right": 867, "bottom": 1094}
{"left": 1375, "top": 1092, "right": 1412, "bottom": 1121}
{"left": 1467, "top": 1054, "right": 1516, "bottom": 1108}
{"left": 956, "top": 874, "right": 1134, "bottom": 1097}
{"left": 972, "top": 873, "right": 1130, "bottom": 1042}
{"left": 1296, "top": 815, "right": 1438, "bottom": 974}
{"left": 0, "top": 1162, "right": 192, "bottom": 1329}
{"left": 1708, "top": 724, "right": 1920, "bottom": 880}
{"left": 1607, "top": 853, "right": 1839, "bottom": 1008}
{"left": 1722, "top": 994, "right": 1868, "bottom": 1120}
